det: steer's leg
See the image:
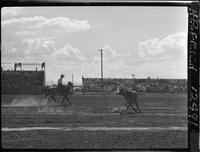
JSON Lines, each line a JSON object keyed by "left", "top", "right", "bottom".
{"left": 126, "top": 104, "right": 131, "bottom": 109}
{"left": 134, "top": 101, "right": 142, "bottom": 113}
{"left": 129, "top": 104, "right": 137, "bottom": 112}
{"left": 127, "top": 103, "right": 137, "bottom": 112}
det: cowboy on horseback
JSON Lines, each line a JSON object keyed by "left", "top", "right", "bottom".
{"left": 43, "top": 74, "right": 72, "bottom": 106}
{"left": 67, "top": 81, "right": 74, "bottom": 94}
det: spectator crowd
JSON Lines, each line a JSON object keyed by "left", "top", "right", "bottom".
{"left": 82, "top": 77, "right": 187, "bottom": 94}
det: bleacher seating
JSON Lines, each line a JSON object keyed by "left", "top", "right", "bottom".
{"left": 1, "top": 71, "right": 45, "bottom": 94}
{"left": 82, "top": 77, "right": 187, "bottom": 94}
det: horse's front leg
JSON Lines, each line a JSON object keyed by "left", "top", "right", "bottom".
{"left": 60, "top": 96, "right": 66, "bottom": 106}
{"left": 66, "top": 95, "right": 72, "bottom": 106}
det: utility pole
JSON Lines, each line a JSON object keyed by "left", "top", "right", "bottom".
{"left": 72, "top": 73, "right": 74, "bottom": 84}
{"left": 98, "top": 49, "right": 104, "bottom": 80}
{"left": 98, "top": 49, "right": 104, "bottom": 93}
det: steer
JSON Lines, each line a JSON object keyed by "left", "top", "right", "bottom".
{"left": 118, "top": 88, "right": 142, "bottom": 113}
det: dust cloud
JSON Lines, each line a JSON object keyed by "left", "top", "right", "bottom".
{"left": 2, "top": 95, "right": 127, "bottom": 115}
{"left": 9, "top": 96, "right": 48, "bottom": 107}
{"left": 4, "top": 95, "right": 70, "bottom": 113}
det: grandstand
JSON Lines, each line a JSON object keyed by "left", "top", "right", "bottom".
{"left": 82, "top": 77, "right": 187, "bottom": 94}
{"left": 1, "top": 62, "right": 45, "bottom": 94}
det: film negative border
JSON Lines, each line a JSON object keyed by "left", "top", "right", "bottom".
{"left": 1, "top": 1, "right": 200, "bottom": 152}
{"left": 187, "top": 2, "right": 200, "bottom": 152}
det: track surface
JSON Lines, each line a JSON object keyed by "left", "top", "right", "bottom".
{"left": 1, "top": 93, "right": 187, "bottom": 149}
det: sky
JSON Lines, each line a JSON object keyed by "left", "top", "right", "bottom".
{"left": 1, "top": 6, "right": 187, "bottom": 85}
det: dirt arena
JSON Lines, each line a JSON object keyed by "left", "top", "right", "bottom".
{"left": 1, "top": 93, "right": 187, "bottom": 149}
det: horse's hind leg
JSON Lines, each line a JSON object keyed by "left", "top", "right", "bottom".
{"left": 43, "top": 94, "right": 49, "bottom": 105}
{"left": 44, "top": 94, "right": 49, "bottom": 101}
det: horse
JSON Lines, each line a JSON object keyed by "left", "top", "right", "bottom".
{"left": 43, "top": 84, "right": 73, "bottom": 106}
{"left": 118, "top": 88, "right": 142, "bottom": 113}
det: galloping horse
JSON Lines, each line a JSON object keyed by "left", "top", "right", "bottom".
{"left": 43, "top": 84, "right": 73, "bottom": 106}
{"left": 118, "top": 88, "right": 142, "bottom": 113}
